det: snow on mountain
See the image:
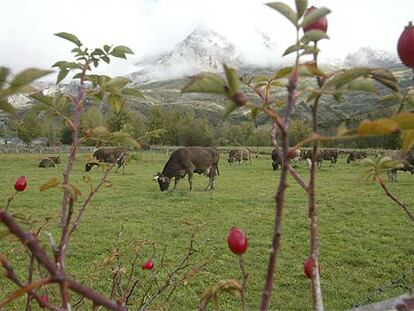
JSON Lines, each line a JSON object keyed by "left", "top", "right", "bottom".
{"left": 131, "top": 27, "right": 242, "bottom": 82}
{"left": 130, "top": 27, "right": 280, "bottom": 82}
{"left": 342, "top": 47, "right": 399, "bottom": 68}
{"left": 7, "top": 94, "right": 33, "bottom": 110}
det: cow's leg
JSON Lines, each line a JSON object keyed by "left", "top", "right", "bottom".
{"left": 173, "top": 177, "right": 181, "bottom": 190}
{"left": 187, "top": 172, "right": 193, "bottom": 191}
{"left": 206, "top": 168, "right": 215, "bottom": 191}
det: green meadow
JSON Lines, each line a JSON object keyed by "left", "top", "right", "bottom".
{"left": 0, "top": 150, "right": 413, "bottom": 310}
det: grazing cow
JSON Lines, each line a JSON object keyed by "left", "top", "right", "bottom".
{"left": 39, "top": 156, "right": 60, "bottom": 168}
{"left": 85, "top": 148, "right": 129, "bottom": 173}
{"left": 320, "top": 149, "right": 339, "bottom": 166}
{"left": 347, "top": 151, "right": 368, "bottom": 163}
{"left": 154, "top": 147, "right": 220, "bottom": 191}
{"left": 301, "top": 149, "right": 323, "bottom": 168}
{"left": 228, "top": 148, "right": 252, "bottom": 165}
{"left": 271, "top": 149, "right": 281, "bottom": 170}
{"left": 387, "top": 150, "right": 414, "bottom": 182}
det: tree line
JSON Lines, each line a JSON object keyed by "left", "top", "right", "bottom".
{"left": 0, "top": 102, "right": 400, "bottom": 150}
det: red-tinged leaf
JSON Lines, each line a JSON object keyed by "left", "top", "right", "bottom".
{"left": 394, "top": 112, "right": 414, "bottom": 130}
{"left": 401, "top": 130, "right": 414, "bottom": 152}
{"left": 0, "top": 278, "right": 49, "bottom": 308}
{"left": 40, "top": 178, "right": 60, "bottom": 192}
{"left": 358, "top": 118, "right": 400, "bottom": 136}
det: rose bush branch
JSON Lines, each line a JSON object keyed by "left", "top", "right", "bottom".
{"left": 375, "top": 176, "right": 414, "bottom": 222}
{"left": 270, "top": 123, "right": 308, "bottom": 191}
{"left": 0, "top": 254, "right": 60, "bottom": 311}
{"left": 0, "top": 208, "right": 127, "bottom": 310}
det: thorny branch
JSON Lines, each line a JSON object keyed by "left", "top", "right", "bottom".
{"left": 0, "top": 209, "right": 127, "bottom": 311}
{"left": 376, "top": 176, "right": 414, "bottom": 222}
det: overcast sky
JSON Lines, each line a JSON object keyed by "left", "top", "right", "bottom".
{"left": 1, "top": 0, "right": 413, "bottom": 77}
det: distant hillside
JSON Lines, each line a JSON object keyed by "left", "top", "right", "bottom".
{"left": 126, "top": 63, "right": 411, "bottom": 131}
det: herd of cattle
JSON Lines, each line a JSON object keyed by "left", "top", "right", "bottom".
{"left": 36, "top": 146, "right": 414, "bottom": 191}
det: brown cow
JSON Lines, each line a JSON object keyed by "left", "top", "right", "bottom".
{"left": 154, "top": 147, "right": 220, "bottom": 191}
{"left": 228, "top": 148, "right": 252, "bottom": 165}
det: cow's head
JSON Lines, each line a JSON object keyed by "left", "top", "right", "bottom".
{"left": 85, "top": 160, "right": 99, "bottom": 172}
{"left": 153, "top": 172, "right": 170, "bottom": 191}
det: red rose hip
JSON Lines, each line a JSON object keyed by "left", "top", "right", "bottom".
{"left": 303, "top": 6, "right": 328, "bottom": 33}
{"left": 14, "top": 176, "right": 27, "bottom": 192}
{"left": 141, "top": 259, "right": 154, "bottom": 270}
{"left": 397, "top": 21, "right": 414, "bottom": 67}
{"left": 227, "top": 227, "right": 248, "bottom": 255}
{"left": 38, "top": 295, "right": 48, "bottom": 308}
{"left": 304, "top": 256, "right": 321, "bottom": 279}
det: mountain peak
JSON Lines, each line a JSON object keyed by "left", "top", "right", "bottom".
{"left": 131, "top": 27, "right": 242, "bottom": 82}
{"left": 343, "top": 47, "right": 399, "bottom": 68}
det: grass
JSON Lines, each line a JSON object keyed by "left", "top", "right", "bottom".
{"left": 0, "top": 150, "right": 413, "bottom": 310}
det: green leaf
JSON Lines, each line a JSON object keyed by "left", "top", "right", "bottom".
{"left": 303, "top": 61, "right": 326, "bottom": 77}
{"left": 54, "top": 32, "right": 82, "bottom": 47}
{"left": 266, "top": 2, "right": 298, "bottom": 27}
{"left": 347, "top": 78, "right": 379, "bottom": 94}
{"left": 71, "top": 47, "right": 84, "bottom": 55}
{"left": 379, "top": 93, "right": 402, "bottom": 103}
{"left": 72, "top": 73, "right": 82, "bottom": 80}
{"left": 336, "top": 122, "right": 348, "bottom": 136}
{"left": 360, "top": 157, "right": 375, "bottom": 167}
{"left": 109, "top": 131, "right": 139, "bottom": 147}
{"left": 301, "top": 30, "right": 329, "bottom": 43}
{"left": 401, "top": 130, "right": 414, "bottom": 152}
{"left": 0, "top": 67, "right": 10, "bottom": 89}
{"left": 91, "top": 48, "right": 105, "bottom": 56}
{"left": 333, "top": 92, "right": 344, "bottom": 103}
{"left": 52, "top": 61, "right": 65, "bottom": 68}
{"left": 10, "top": 68, "right": 53, "bottom": 88}
{"left": 282, "top": 43, "right": 304, "bottom": 56}
{"left": 102, "top": 56, "right": 110, "bottom": 64}
{"left": 301, "top": 45, "right": 320, "bottom": 55}
{"left": 223, "top": 64, "right": 239, "bottom": 96}
{"left": 273, "top": 66, "right": 293, "bottom": 79}
{"left": 40, "top": 178, "right": 60, "bottom": 192}
{"left": 324, "top": 68, "right": 373, "bottom": 89}
{"left": 103, "top": 45, "right": 111, "bottom": 53}
{"left": 295, "top": 0, "right": 308, "bottom": 19}
{"left": 121, "top": 88, "right": 145, "bottom": 99}
{"left": 377, "top": 156, "right": 404, "bottom": 170}
{"left": 182, "top": 73, "right": 227, "bottom": 95}
{"left": 110, "top": 46, "right": 134, "bottom": 59}
{"left": 223, "top": 102, "right": 238, "bottom": 119}
{"left": 0, "top": 99, "right": 16, "bottom": 116}
{"left": 30, "top": 93, "right": 53, "bottom": 106}
{"left": 306, "top": 89, "right": 321, "bottom": 102}
{"left": 57, "top": 68, "right": 69, "bottom": 84}
{"left": 107, "top": 94, "right": 123, "bottom": 112}
{"left": 405, "top": 94, "right": 414, "bottom": 107}
{"left": 370, "top": 69, "right": 399, "bottom": 92}
{"left": 301, "top": 7, "right": 330, "bottom": 29}
{"left": 107, "top": 76, "right": 131, "bottom": 89}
